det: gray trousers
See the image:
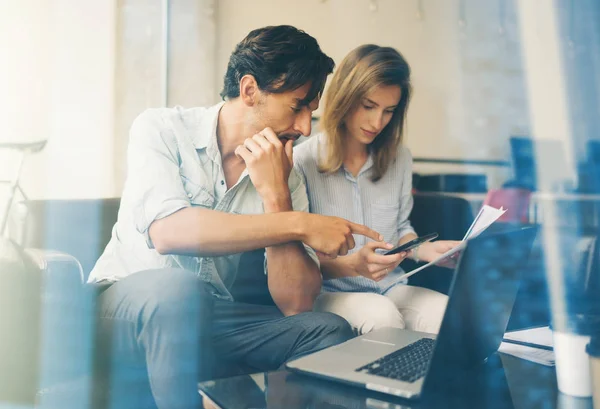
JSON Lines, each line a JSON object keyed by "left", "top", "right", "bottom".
{"left": 93, "top": 268, "right": 353, "bottom": 409}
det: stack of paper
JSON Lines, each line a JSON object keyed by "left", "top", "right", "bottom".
{"left": 499, "top": 326, "right": 555, "bottom": 366}
{"left": 400, "top": 205, "right": 507, "bottom": 280}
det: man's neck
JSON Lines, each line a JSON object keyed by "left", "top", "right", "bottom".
{"left": 216, "top": 100, "right": 255, "bottom": 161}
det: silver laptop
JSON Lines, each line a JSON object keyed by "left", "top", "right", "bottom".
{"left": 286, "top": 227, "right": 537, "bottom": 399}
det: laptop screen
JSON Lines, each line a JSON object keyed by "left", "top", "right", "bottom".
{"left": 426, "top": 227, "right": 538, "bottom": 374}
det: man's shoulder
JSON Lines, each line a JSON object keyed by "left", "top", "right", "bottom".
{"left": 132, "top": 105, "right": 214, "bottom": 129}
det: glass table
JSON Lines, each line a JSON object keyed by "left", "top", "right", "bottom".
{"left": 198, "top": 353, "right": 593, "bottom": 409}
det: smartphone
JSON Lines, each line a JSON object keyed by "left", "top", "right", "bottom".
{"left": 383, "top": 233, "right": 439, "bottom": 256}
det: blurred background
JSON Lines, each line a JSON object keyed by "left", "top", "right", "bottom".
{"left": 2, "top": 0, "right": 598, "bottom": 202}
{"left": 0, "top": 1, "right": 599, "bottom": 408}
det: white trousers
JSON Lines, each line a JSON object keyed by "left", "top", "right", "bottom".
{"left": 313, "top": 285, "right": 449, "bottom": 335}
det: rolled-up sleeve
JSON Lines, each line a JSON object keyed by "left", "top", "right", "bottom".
{"left": 397, "top": 148, "right": 417, "bottom": 238}
{"left": 126, "top": 110, "right": 191, "bottom": 248}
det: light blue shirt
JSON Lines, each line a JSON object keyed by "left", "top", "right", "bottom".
{"left": 88, "top": 102, "right": 318, "bottom": 301}
{"left": 294, "top": 132, "right": 416, "bottom": 294}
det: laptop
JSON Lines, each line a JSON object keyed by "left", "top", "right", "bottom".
{"left": 286, "top": 226, "right": 538, "bottom": 399}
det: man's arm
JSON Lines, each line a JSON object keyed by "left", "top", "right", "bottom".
{"left": 149, "top": 206, "right": 378, "bottom": 258}
{"left": 149, "top": 207, "right": 304, "bottom": 256}
{"left": 262, "top": 192, "right": 322, "bottom": 316}
{"left": 126, "top": 110, "right": 378, "bottom": 278}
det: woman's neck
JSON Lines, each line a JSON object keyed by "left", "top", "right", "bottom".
{"left": 342, "top": 133, "right": 369, "bottom": 176}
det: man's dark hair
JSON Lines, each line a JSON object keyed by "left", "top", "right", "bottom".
{"left": 220, "top": 25, "right": 335, "bottom": 105}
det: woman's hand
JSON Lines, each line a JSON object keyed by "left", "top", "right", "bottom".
{"left": 347, "top": 241, "right": 408, "bottom": 281}
{"left": 414, "top": 240, "right": 462, "bottom": 268}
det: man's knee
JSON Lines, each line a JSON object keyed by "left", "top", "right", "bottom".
{"left": 150, "top": 269, "right": 211, "bottom": 302}
{"left": 302, "top": 311, "right": 354, "bottom": 346}
{"left": 105, "top": 268, "right": 215, "bottom": 332}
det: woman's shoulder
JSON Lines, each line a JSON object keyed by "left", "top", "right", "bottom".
{"left": 397, "top": 142, "right": 412, "bottom": 157}
{"left": 293, "top": 132, "right": 324, "bottom": 167}
{"left": 395, "top": 143, "right": 413, "bottom": 165}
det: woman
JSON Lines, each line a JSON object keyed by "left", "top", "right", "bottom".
{"left": 294, "top": 44, "right": 461, "bottom": 335}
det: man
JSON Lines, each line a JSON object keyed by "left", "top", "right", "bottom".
{"left": 88, "top": 26, "right": 382, "bottom": 408}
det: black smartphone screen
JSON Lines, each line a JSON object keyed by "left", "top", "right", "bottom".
{"left": 383, "top": 233, "right": 438, "bottom": 255}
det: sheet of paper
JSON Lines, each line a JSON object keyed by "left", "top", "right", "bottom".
{"left": 463, "top": 205, "right": 507, "bottom": 240}
{"left": 398, "top": 241, "right": 467, "bottom": 280}
{"left": 503, "top": 326, "right": 553, "bottom": 348}
{"left": 399, "top": 204, "right": 506, "bottom": 280}
{"left": 499, "top": 342, "right": 555, "bottom": 366}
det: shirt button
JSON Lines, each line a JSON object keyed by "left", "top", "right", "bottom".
{"left": 221, "top": 180, "right": 225, "bottom": 185}
{"left": 187, "top": 193, "right": 193, "bottom": 198}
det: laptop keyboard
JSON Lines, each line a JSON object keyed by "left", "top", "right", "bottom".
{"left": 355, "top": 338, "right": 436, "bottom": 383}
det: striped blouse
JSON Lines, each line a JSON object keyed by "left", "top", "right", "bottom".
{"left": 293, "top": 132, "right": 416, "bottom": 295}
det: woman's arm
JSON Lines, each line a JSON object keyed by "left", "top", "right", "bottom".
{"left": 319, "top": 255, "right": 361, "bottom": 280}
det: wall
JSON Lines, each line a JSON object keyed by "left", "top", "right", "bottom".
{"left": 0, "top": 0, "right": 53, "bottom": 209}
{"left": 215, "top": 0, "right": 531, "bottom": 185}
{"left": 113, "top": 0, "right": 217, "bottom": 193}
{"left": 0, "top": 0, "right": 117, "bottom": 201}
{"left": 3, "top": 0, "right": 588, "bottom": 201}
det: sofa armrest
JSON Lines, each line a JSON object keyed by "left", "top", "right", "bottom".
{"left": 25, "top": 249, "right": 84, "bottom": 284}
{"left": 21, "top": 198, "right": 121, "bottom": 281}
{"left": 22, "top": 248, "right": 96, "bottom": 391}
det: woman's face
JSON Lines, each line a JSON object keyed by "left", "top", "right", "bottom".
{"left": 344, "top": 84, "right": 401, "bottom": 146}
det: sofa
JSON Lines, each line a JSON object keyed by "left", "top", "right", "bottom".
{"left": 19, "top": 192, "right": 586, "bottom": 406}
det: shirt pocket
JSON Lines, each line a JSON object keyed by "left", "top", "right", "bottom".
{"left": 370, "top": 202, "right": 400, "bottom": 243}
{"left": 182, "top": 176, "right": 215, "bottom": 208}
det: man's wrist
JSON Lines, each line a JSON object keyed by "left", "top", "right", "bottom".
{"left": 261, "top": 187, "right": 292, "bottom": 213}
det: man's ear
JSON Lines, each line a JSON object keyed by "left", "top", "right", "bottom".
{"left": 239, "top": 74, "right": 259, "bottom": 107}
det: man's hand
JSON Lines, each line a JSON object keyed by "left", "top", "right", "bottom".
{"left": 416, "top": 240, "right": 462, "bottom": 268}
{"left": 348, "top": 241, "right": 408, "bottom": 281}
{"left": 234, "top": 127, "right": 294, "bottom": 201}
{"left": 300, "top": 214, "right": 383, "bottom": 258}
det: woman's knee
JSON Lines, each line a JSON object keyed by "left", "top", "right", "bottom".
{"left": 315, "top": 293, "right": 405, "bottom": 335}
{"left": 358, "top": 296, "right": 405, "bottom": 334}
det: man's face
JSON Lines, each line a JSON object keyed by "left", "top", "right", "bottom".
{"left": 252, "top": 82, "right": 319, "bottom": 143}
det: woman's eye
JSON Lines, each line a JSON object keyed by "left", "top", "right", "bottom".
{"left": 363, "top": 105, "right": 374, "bottom": 110}
{"left": 292, "top": 107, "right": 302, "bottom": 113}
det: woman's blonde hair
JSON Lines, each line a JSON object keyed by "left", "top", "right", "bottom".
{"left": 319, "top": 44, "right": 412, "bottom": 182}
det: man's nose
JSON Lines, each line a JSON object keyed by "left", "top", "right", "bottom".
{"left": 294, "top": 110, "right": 312, "bottom": 136}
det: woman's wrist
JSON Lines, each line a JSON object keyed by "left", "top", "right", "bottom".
{"left": 321, "top": 253, "right": 360, "bottom": 279}
{"left": 344, "top": 252, "right": 360, "bottom": 275}
{"left": 411, "top": 246, "right": 421, "bottom": 263}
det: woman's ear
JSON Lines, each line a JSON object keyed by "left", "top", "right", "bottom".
{"left": 239, "top": 74, "right": 259, "bottom": 107}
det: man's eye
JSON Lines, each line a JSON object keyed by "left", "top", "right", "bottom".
{"left": 291, "top": 107, "right": 302, "bottom": 113}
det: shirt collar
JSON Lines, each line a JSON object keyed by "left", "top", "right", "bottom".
{"left": 192, "top": 101, "right": 225, "bottom": 151}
